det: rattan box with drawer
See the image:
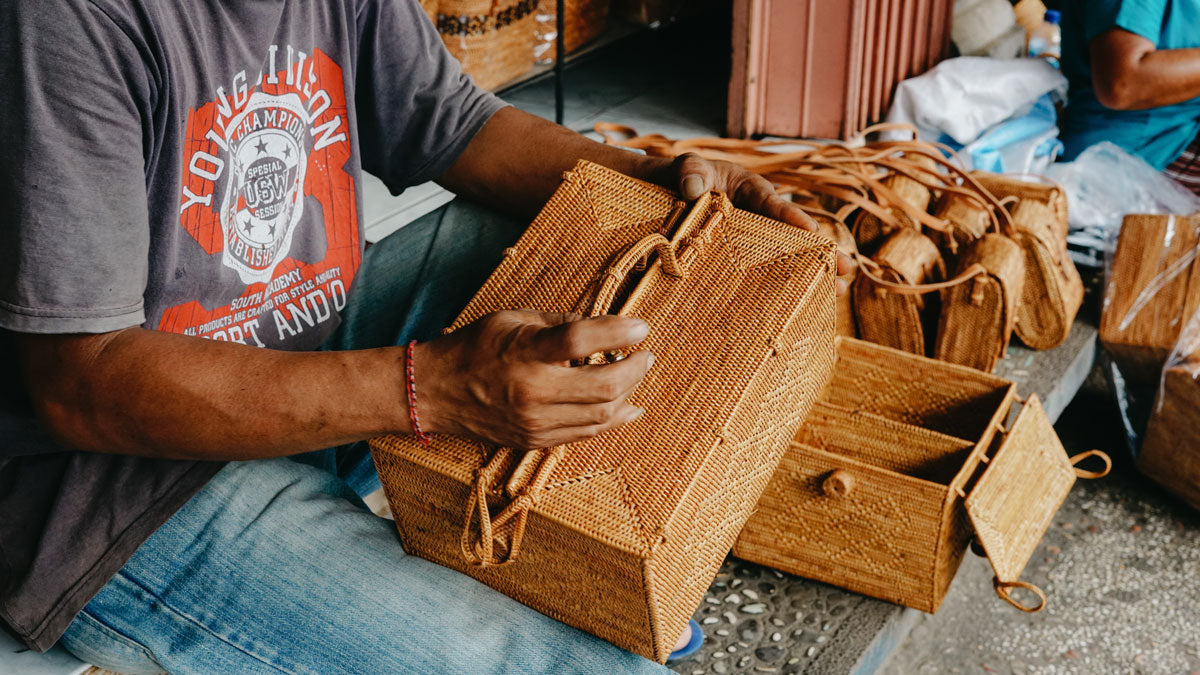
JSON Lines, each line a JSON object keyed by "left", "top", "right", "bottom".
{"left": 733, "top": 337, "right": 1108, "bottom": 613}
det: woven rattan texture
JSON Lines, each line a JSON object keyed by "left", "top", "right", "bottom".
{"left": 438, "top": 0, "right": 536, "bottom": 90}
{"left": 1140, "top": 357, "right": 1200, "bottom": 510}
{"left": 965, "top": 396, "right": 1075, "bottom": 583}
{"left": 932, "top": 191, "right": 991, "bottom": 254}
{"left": 854, "top": 229, "right": 943, "bottom": 355}
{"left": 536, "top": 0, "right": 610, "bottom": 55}
{"left": 733, "top": 338, "right": 1016, "bottom": 612}
{"left": 935, "top": 234, "right": 1025, "bottom": 373}
{"left": 1005, "top": 190, "right": 1083, "bottom": 350}
{"left": 370, "top": 161, "right": 837, "bottom": 662}
{"left": 1100, "top": 213, "right": 1200, "bottom": 383}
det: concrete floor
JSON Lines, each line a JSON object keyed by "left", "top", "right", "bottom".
{"left": 883, "top": 368, "right": 1200, "bottom": 674}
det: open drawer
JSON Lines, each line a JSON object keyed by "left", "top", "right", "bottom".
{"left": 733, "top": 337, "right": 1109, "bottom": 613}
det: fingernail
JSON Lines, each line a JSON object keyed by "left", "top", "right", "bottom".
{"left": 682, "top": 175, "right": 704, "bottom": 200}
{"left": 646, "top": 352, "right": 655, "bottom": 367}
{"left": 630, "top": 406, "right": 646, "bottom": 421}
{"left": 836, "top": 278, "right": 849, "bottom": 295}
{"left": 630, "top": 319, "right": 650, "bottom": 340}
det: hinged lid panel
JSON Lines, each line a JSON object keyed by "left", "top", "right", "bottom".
{"left": 965, "top": 394, "right": 1074, "bottom": 584}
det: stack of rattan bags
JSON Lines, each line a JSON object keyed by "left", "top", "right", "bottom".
{"left": 596, "top": 124, "right": 1085, "bottom": 373}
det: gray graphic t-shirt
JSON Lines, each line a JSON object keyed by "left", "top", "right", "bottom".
{"left": 0, "top": 0, "right": 505, "bottom": 650}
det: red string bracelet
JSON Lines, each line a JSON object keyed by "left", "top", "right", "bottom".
{"left": 405, "top": 340, "right": 431, "bottom": 445}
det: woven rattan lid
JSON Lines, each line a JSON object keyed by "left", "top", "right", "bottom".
{"left": 964, "top": 394, "right": 1075, "bottom": 611}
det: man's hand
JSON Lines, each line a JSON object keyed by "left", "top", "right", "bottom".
{"left": 662, "top": 152, "right": 856, "bottom": 281}
{"left": 415, "top": 310, "right": 653, "bottom": 449}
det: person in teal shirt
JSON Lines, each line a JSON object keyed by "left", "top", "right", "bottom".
{"left": 1060, "top": 0, "right": 1200, "bottom": 192}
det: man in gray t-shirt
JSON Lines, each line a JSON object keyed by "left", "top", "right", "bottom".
{"left": 0, "top": 0, "right": 847, "bottom": 671}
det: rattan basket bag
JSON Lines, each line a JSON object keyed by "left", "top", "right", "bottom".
{"left": 370, "top": 161, "right": 839, "bottom": 662}
{"left": 976, "top": 174, "right": 1083, "bottom": 350}
{"left": 934, "top": 234, "right": 1026, "bottom": 373}
{"left": 733, "top": 337, "right": 1111, "bottom": 613}
{"left": 439, "top": 0, "right": 537, "bottom": 89}
{"left": 853, "top": 228, "right": 945, "bottom": 355}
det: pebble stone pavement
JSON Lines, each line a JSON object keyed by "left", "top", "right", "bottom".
{"left": 670, "top": 368, "right": 1200, "bottom": 675}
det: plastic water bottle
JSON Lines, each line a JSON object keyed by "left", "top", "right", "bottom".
{"left": 1028, "top": 10, "right": 1062, "bottom": 65}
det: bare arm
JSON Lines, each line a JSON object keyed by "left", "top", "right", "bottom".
{"left": 1091, "top": 28, "right": 1200, "bottom": 110}
{"left": 14, "top": 312, "right": 649, "bottom": 461}
{"left": 15, "top": 327, "right": 412, "bottom": 460}
{"left": 438, "top": 106, "right": 829, "bottom": 234}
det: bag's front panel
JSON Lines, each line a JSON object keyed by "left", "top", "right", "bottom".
{"left": 734, "top": 442, "right": 952, "bottom": 612}
{"left": 645, "top": 237, "right": 837, "bottom": 659}
{"left": 935, "top": 277, "right": 1005, "bottom": 372}
{"left": 372, "top": 448, "right": 656, "bottom": 656}
{"left": 854, "top": 280, "right": 926, "bottom": 354}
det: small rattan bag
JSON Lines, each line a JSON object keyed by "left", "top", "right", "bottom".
{"left": 370, "top": 161, "right": 838, "bottom": 662}
{"left": 934, "top": 234, "right": 1026, "bottom": 373}
{"left": 733, "top": 337, "right": 1110, "bottom": 613}
{"left": 976, "top": 174, "right": 1083, "bottom": 350}
{"left": 853, "top": 229, "right": 945, "bottom": 355}
{"left": 438, "top": 0, "right": 537, "bottom": 89}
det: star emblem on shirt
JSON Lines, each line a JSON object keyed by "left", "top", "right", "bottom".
{"left": 282, "top": 146, "right": 292, "bottom": 160}
{"left": 254, "top": 138, "right": 269, "bottom": 156}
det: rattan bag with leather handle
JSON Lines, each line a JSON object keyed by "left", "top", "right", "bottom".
{"left": 733, "top": 337, "right": 1110, "bottom": 613}
{"left": 853, "top": 228, "right": 944, "bottom": 355}
{"left": 369, "top": 161, "right": 838, "bottom": 662}
{"left": 976, "top": 174, "right": 1083, "bottom": 350}
{"left": 934, "top": 234, "right": 1026, "bottom": 373}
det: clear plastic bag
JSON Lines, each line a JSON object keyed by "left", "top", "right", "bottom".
{"left": 1046, "top": 142, "right": 1200, "bottom": 268}
{"left": 1100, "top": 212, "right": 1200, "bottom": 457}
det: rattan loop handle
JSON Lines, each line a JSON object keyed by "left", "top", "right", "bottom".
{"left": 993, "top": 578, "right": 1047, "bottom": 613}
{"left": 1069, "top": 450, "right": 1112, "bottom": 479}
{"left": 822, "top": 470, "right": 855, "bottom": 498}
{"left": 589, "top": 233, "right": 683, "bottom": 318}
{"left": 461, "top": 447, "right": 566, "bottom": 567}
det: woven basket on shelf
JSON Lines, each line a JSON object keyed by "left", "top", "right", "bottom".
{"left": 934, "top": 234, "right": 1025, "bottom": 373}
{"left": 370, "top": 160, "right": 838, "bottom": 662}
{"left": 419, "top": 0, "right": 438, "bottom": 24}
{"left": 1100, "top": 212, "right": 1200, "bottom": 383}
{"left": 534, "top": 0, "right": 611, "bottom": 61}
{"left": 975, "top": 174, "right": 1082, "bottom": 350}
{"left": 853, "top": 229, "right": 945, "bottom": 355}
{"left": 438, "top": 0, "right": 537, "bottom": 90}
{"left": 733, "top": 337, "right": 1110, "bottom": 613}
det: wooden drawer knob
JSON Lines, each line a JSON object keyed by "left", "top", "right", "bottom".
{"left": 822, "top": 470, "right": 854, "bottom": 498}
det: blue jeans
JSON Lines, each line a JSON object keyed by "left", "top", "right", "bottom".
{"left": 58, "top": 201, "right": 668, "bottom": 675}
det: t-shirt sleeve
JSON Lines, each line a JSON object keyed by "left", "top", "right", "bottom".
{"left": 0, "top": 1, "right": 154, "bottom": 334}
{"left": 353, "top": 0, "right": 509, "bottom": 194}
{"left": 1085, "top": 0, "right": 1167, "bottom": 43}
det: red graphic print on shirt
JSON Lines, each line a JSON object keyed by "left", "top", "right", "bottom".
{"left": 160, "top": 46, "right": 360, "bottom": 347}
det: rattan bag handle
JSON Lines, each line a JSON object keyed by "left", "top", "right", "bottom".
{"left": 1069, "top": 450, "right": 1113, "bottom": 479}
{"left": 855, "top": 255, "right": 988, "bottom": 295}
{"left": 993, "top": 578, "right": 1047, "bottom": 613}
{"left": 461, "top": 446, "right": 567, "bottom": 567}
